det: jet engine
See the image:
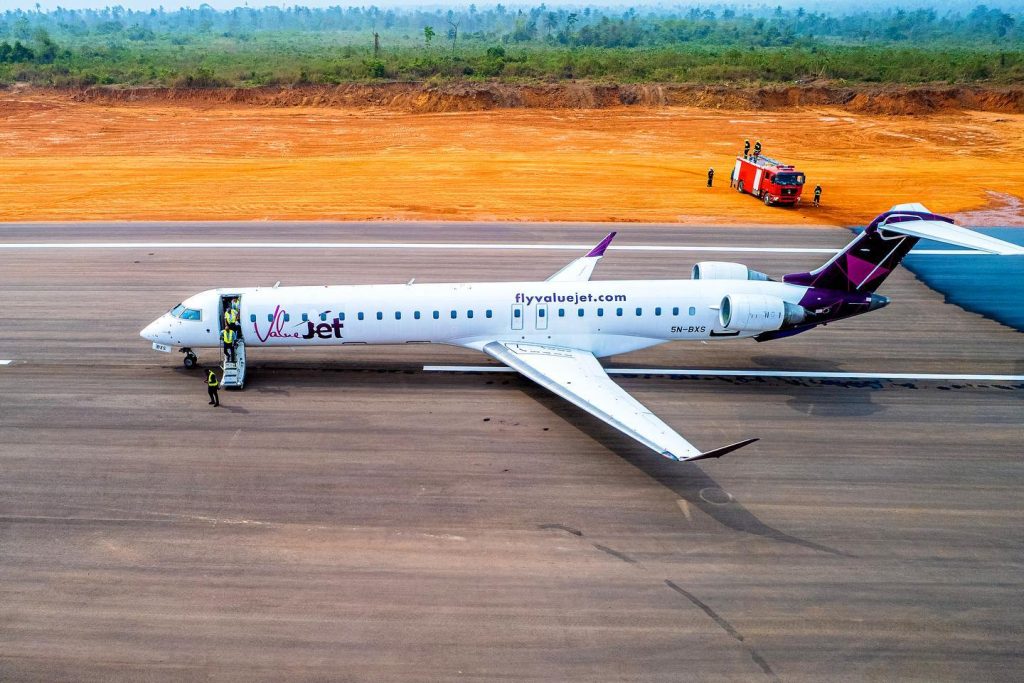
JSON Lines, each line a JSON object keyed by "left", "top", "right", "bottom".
{"left": 719, "top": 294, "right": 806, "bottom": 332}
{"left": 691, "top": 261, "right": 771, "bottom": 281}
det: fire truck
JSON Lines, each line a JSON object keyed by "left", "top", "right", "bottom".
{"left": 733, "top": 154, "right": 806, "bottom": 206}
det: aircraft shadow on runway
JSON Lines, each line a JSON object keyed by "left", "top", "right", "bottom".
{"left": 234, "top": 359, "right": 860, "bottom": 557}
{"left": 516, "top": 380, "right": 852, "bottom": 558}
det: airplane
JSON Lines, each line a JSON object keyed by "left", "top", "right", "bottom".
{"left": 141, "top": 203, "right": 1023, "bottom": 462}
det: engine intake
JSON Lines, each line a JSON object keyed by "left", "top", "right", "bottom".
{"left": 719, "top": 294, "right": 806, "bottom": 332}
{"left": 692, "top": 261, "right": 771, "bottom": 281}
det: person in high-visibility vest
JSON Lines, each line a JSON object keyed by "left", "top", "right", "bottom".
{"left": 206, "top": 368, "right": 220, "bottom": 407}
{"left": 813, "top": 184, "right": 822, "bottom": 207}
{"left": 224, "top": 305, "right": 239, "bottom": 331}
{"left": 222, "top": 327, "right": 237, "bottom": 362}
{"left": 743, "top": 139, "right": 750, "bottom": 158}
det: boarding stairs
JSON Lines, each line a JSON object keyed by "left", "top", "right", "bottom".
{"left": 221, "top": 340, "right": 246, "bottom": 389}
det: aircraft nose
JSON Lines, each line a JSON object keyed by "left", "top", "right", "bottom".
{"left": 140, "top": 320, "right": 159, "bottom": 341}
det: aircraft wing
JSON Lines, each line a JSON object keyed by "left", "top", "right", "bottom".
{"left": 482, "top": 341, "right": 757, "bottom": 462}
{"left": 546, "top": 232, "right": 616, "bottom": 282}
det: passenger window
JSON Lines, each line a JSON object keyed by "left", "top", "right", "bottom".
{"left": 467, "top": 310, "right": 474, "bottom": 319}
{"left": 635, "top": 308, "right": 643, "bottom": 316}
{"left": 672, "top": 307, "right": 679, "bottom": 316}
{"left": 267, "top": 313, "right": 274, "bottom": 322}
{"left": 616, "top": 308, "right": 623, "bottom": 316}
{"left": 250, "top": 314, "right": 256, "bottom": 323}
{"left": 597, "top": 308, "right": 604, "bottom": 317}
{"left": 451, "top": 310, "right": 457, "bottom": 319}
{"left": 283, "top": 313, "right": 290, "bottom": 322}
{"left": 358, "top": 312, "right": 365, "bottom": 321}
{"left": 578, "top": 308, "right": 584, "bottom": 317}
{"left": 558, "top": 308, "right": 565, "bottom": 317}
{"left": 376, "top": 312, "right": 383, "bottom": 320}
{"left": 486, "top": 310, "right": 493, "bottom": 318}
{"left": 433, "top": 311, "right": 440, "bottom": 320}
{"left": 414, "top": 311, "right": 421, "bottom": 320}
{"left": 339, "top": 313, "right": 345, "bottom": 321}
{"left": 395, "top": 312, "right": 401, "bottom": 320}
{"left": 539, "top": 308, "right": 546, "bottom": 318}
{"left": 689, "top": 306, "right": 696, "bottom": 316}
{"left": 301, "top": 313, "right": 309, "bottom": 322}
{"left": 513, "top": 309, "right": 521, "bottom": 318}
{"left": 655, "top": 307, "right": 662, "bottom": 316}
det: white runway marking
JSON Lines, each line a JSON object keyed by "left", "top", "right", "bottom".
{"left": 423, "top": 366, "right": 1024, "bottom": 382}
{"left": 0, "top": 241, "right": 988, "bottom": 255}
{"left": 0, "top": 360, "right": 12, "bottom": 365}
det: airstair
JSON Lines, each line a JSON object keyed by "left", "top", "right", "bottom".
{"left": 221, "top": 340, "right": 246, "bottom": 389}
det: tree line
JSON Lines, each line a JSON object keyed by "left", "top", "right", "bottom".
{"left": 0, "top": 4, "right": 1020, "bottom": 86}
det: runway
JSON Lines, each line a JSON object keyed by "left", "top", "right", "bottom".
{"left": 1, "top": 222, "right": 1022, "bottom": 681}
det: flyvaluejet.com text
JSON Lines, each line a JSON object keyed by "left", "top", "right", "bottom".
{"left": 514, "top": 292, "right": 628, "bottom": 306}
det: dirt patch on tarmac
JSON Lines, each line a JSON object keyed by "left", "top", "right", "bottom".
{"left": 0, "top": 88, "right": 1022, "bottom": 225}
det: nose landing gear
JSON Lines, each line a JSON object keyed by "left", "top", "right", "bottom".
{"left": 180, "top": 348, "right": 197, "bottom": 369}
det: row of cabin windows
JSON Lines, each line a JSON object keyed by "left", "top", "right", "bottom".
{"left": 536, "top": 306, "right": 699, "bottom": 318}
{"left": 252, "top": 310, "right": 496, "bottom": 323}
{"left": 252, "top": 305, "right": 699, "bottom": 324}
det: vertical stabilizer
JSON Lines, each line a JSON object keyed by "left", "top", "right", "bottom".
{"left": 783, "top": 207, "right": 953, "bottom": 293}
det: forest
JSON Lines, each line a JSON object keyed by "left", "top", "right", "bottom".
{"left": 0, "top": 3, "right": 1020, "bottom": 86}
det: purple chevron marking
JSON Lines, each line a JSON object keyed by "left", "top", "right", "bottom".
{"left": 586, "top": 232, "right": 617, "bottom": 257}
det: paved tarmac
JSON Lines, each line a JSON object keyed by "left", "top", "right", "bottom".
{"left": 1, "top": 222, "right": 1022, "bottom": 681}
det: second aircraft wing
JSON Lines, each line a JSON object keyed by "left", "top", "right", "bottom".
{"left": 482, "top": 341, "right": 756, "bottom": 462}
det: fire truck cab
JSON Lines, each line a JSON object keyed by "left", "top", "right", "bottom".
{"left": 734, "top": 154, "right": 806, "bottom": 206}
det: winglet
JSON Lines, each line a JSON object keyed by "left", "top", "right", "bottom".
{"left": 679, "top": 437, "right": 759, "bottom": 462}
{"left": 586, "top": 231, "right": 617, "bottom": 258}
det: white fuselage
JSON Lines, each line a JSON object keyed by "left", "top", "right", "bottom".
{"left": 142, "top": 278, "right": 810, "bottom": 357}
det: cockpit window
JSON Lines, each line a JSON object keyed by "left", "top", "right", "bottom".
{"left": 169, "top": 304, "right": 202, "bottom": 321}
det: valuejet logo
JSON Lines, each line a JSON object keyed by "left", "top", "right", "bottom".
{"left": 515, "top": 292, "right": 627, "bottom": 306}
{"left": 253, "top": 305, "right": 344, "bottom": 342}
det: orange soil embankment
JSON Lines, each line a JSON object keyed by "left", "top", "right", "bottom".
{"left": 1, "top": 88, "right": 1022, "bottom": 225}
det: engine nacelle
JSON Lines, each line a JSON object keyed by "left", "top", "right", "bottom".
{"left": 691, "top": 261, "right": 771, "bottom": 281}
{"left": 719, "top": 294, "right": 806, "bottom": 332}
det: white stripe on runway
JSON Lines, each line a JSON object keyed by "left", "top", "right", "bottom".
{"left": 0, "top": 242, "right": 991, "bottom": 255}
{"left": 0, "top": 360, "right": 12, "bottom": 365}
{"left": 422, "top": 366, "right": 1024, "bottom": 382}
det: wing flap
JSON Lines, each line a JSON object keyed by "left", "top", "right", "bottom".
{"left": 483, "top": 341, "right": 756, "bottom": 462}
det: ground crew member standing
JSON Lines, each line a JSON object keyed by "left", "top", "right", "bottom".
{"left": 206, "top": 368, "right": 220, "bottom": 407}
{"left": 224, "top": 303, "right": 239, "bottom": 335}
{"left": 222, "top": 326, "right": 237, "bottom": 362}
{"left": 729, "top": 167, "right": 736, "bottom": 189}
{"left": 753, "top": 140, "right": 762, "bottom": 157}
{"left": 707, "top": 167, "right": 714, "bottom": 188}
{"left": 813, "top": 184, "right": 822, "bottom": 207}
{"left": 743, "top": 139, "right": 750, "bottom": 158}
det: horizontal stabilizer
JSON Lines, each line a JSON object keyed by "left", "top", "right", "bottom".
{"left": 884, "top": 204, "right": 1024, "bottom": 255}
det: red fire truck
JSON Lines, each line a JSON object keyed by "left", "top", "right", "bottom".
{"left": 733, "top": 154, "right": 806, "bottom": 206}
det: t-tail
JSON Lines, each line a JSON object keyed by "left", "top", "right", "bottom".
{"left": 784, "top": 203, "right": 1023, "bottom": 294}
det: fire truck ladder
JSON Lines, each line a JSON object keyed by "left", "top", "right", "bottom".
{"left": 221, "top": 340, "right": 246, "bottom": 390}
